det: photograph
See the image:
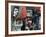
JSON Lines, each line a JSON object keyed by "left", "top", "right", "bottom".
{"left": 5, "top": 1, "right": 45, "bottom": 36}
{"left": 11, "top": 6, "right": 41, "bottom": 31}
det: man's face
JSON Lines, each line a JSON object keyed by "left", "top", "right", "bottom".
{"left": 14, "top": 8, "right": 18, "bottom": 13}
{"left": 13, "top": 8, "right": 19, "bottom": 16}
{"left": 28, "top": 20, "right": 32, "bottom": 24}
{"left": 25, "top": 17, "right": 32, "bottom": 25}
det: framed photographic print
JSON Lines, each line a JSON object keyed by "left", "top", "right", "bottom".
{"left": 5, "top": 1, "right": 45, "bottom": 36}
